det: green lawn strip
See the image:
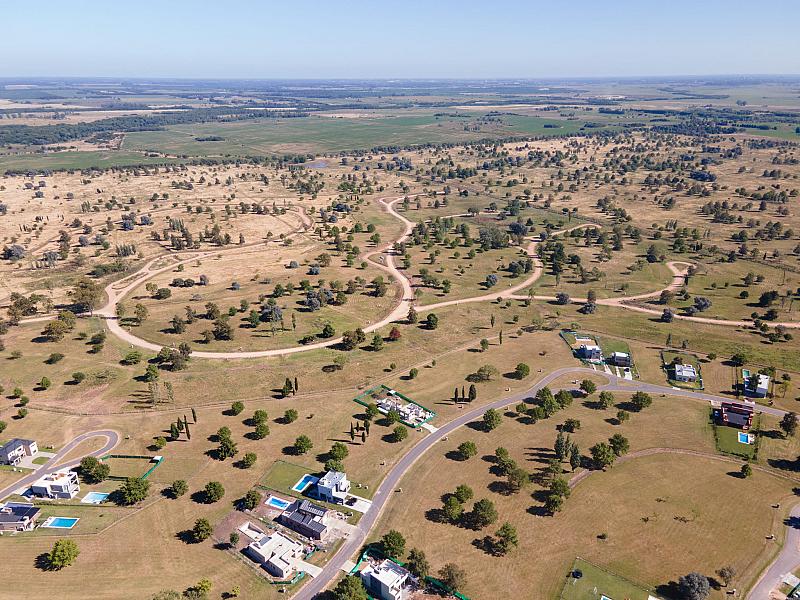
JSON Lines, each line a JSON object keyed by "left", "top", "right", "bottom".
{"left": 560, "top": 557, "right": 656, "bottom": 600}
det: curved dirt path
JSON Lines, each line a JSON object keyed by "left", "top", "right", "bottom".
{"left": 0, "top": 429, "right": 120, "bottom": 501}
{"left": 293, "top": 366, "right": 793, "bottom": 599}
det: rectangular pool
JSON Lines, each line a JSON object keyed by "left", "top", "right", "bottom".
{"left": 291, "top": 474, "right": 319, "bottom": 493}
{"left": 41, "top": 517, "right": 79, "bottom": 529}
{"left": 81, "top": 492, "right": 109, "bottom": 504}
{"left": 265, "top": 495, "right": 291, "bottom": 510}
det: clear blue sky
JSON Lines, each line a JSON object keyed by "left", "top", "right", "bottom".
{"left": 2, "top": 0, "right": 798, "bottom": 79}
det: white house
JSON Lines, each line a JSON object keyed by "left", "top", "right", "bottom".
{"left": 577, "top": 344, "right": 602, "bottom": 361}
{"left": 315, "top": 471, "right": 350, "bottom": 504}
{"left": 749, "top": 373, "right": 770, "bottom": 398}
{"left": 674, "top": 364, "right": 697, "bottom": 383}
{"left": 609, "top": 352, "right": 632, "bottom": 367}
{"left": 245, "top": 530, "right": 304, "bottom": 579}
{"left": 0, "top": 439, "right": 38, "bottom": 466}
{"left": 361, "top": 559, "right": 411, "bottom": 600}
{"left": 30, "top": 469, "right": 80, "bottom": 499}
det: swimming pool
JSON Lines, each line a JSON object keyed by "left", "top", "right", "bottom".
{"left": 81, "top": 492, "right": 109, "bottom": 504}
{"left": 291, "top": 474, "right": 319, "bottom": 493}
{"left": 41, "top": 517, "right": 79, "bottom": 529}
{"left": 265, "top": 495, "right": 291, "bottom": 510}
{"left": 738, "top": 432, "right": 754, "bottom": 444}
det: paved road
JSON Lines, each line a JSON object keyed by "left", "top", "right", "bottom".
{"left": 747, "top": 502, "right": 800, "bottom": 600}
{"left": 0, "top": 430, "right": 120, "bottom": 501}
{"left": 293, "top": 367, "right": 789, "bottom": 599}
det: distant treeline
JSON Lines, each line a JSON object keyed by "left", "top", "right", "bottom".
{"left": 0, "top": 107, "right": 308, "bottom": 146}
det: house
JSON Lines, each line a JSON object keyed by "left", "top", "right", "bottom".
{"left": 245, "top": 530, "right": 304, "bottom": 579}
{"left": 0, "top": 502, "right": 41, "bottom": 532}
{"left": 0, "top": 439, "right": 38, "bottom": 466}
{"left": 30, "top": 469, "right": 80, "bottom": 499}
{"left": 577, "top": 344, "right": 602, "bottom": 361}
{"left": 608, "top": 352, "right": 632, "bottom": 367}
{"left": 746, "top": 373, "right": 770, "bottom": 398}
{"left": 278, "top": 499, "right": 329, "bottom": 540}
{"left": 674, "top": 364, "right": 697, "bottom": 383}
{"left": 361, "top": 559, "right": 411, "bottom": 600}
{"left": 720, "top": 402, "right": 754, "bottom": 431}
{"left": 316, "top": 471, "right": 350, "bottom": 504}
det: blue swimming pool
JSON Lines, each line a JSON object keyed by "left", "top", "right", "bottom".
{"left": 738, "top": 432, "right": 753, "bottom": 444}
{"left": 291, "top": 474, "right": 319, "bottom": 493}
{"left": 265, "top": 495, "right": 291, "bottom": 510}
{"left": 42, "top": 517, "right": 79, "bottom": 529}
{"left": 81, "top": 492, "right": 109, "bottom": 504}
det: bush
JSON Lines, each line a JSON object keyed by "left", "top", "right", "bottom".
{"left": 192, "top": 518, "right": 212, "bottom": 542}
{"left": 240, "top": 453, "right": 257, "bottom": 468}
{"left": 46, "top": 352, "right": 65, "bottom": 364}
{"left": 204, "top": 481, "right": 225, "bottom": 503}
{"left": 241, "top": 489, "right": 260, "bottom": 511}
{"left": 170, "top": 480, "right": 188, "bottom": 498}
{"left": 72, "top": 372, "right": 86, "bottom": 383}
{"left": 230, "top": 400, "right": 244, "bottom": 415}
{"left": 119, "top": 477, "right": 150, "bottom": 505}
{"left": 392, "top": 425, "right": 408, "bottom": 442}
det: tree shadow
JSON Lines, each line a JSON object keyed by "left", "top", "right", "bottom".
{"left": 176, "top": 529, "right": 198, "bottom": 544}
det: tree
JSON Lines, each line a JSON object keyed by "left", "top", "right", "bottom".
{"left": 240, "top": 452, "right": 257, "bottom": 468}
{"left": 580, "top": 379, "right": 596, "bottom": 396}
{"left": 330, "top": 441, "right": 349, "bottom": 461}
{"left": 252, "top": 409, "right": 269, "bottom": 425}
{"left": 217, "top": 436, "right": 238, "bottom": 460}
{"left": 79, "top": 456, "right": 110, "bottom": 484}
{"left": 677, "top": 572, "right": 710, "bottom": 600}
{"left": 590, "top": 442, "right": 616, "bottom": 470}
{"left": 284, "top": 408, "right": 299, "bottom": 423}
{"left": 457, "top": 440, "right": 477, "bottom": 460}
{"left": 242, "top": 489, "right": 260, "bottom": 511}
{"left": 48, "top": 539, "right": 79, "bottom": 569}
{"left": 630, "top": 391, "right": 652, "bottom": 411}
{"left": 443, "top": 495, "right": 463, "bottom": 522}
{"left": 392, "top": 425, "right": 408, "bottom": 442}
{"left": 555, "top": 389, "right": 573, "bottom": 409}
{"left": 406, "top": 547, "right": 430, "bottom": 579}
{"left": 171, "top": 480, "right": 188, "bottom": 498}
{"left": 468, "top": 384, "right": 477, "bottom": 402}
{"left": 717, "top": 565, "right": 736, "bottom": 587}
{"left": 616, "top": 409, "right": 630, "bottom": 424}
{"left": 144, "top": 363, "right": 159, "bottom": 382}
{"left": 514, "top": 363, "right": 530, "bottom": 379}
{"left": 230, "top": 401, "right": 244, "bottom": 415}
{"left": 192, "top": 518, "right": 213, "bottom": 542}
{"left": 43, "top": 320, "right": 69, "bottom": 342}
{"left": 454, "top": 484, "right": 474, "bottom": 503}
{"left": 70, "top": 278, "right": 102, "bottom": 313}
{"left": 380, "top": 529, "right": 406, "bottom": 559}
{"left": 229, "top": 531, "right": 240, "bottom": 548}
{"left": 332, "top": 575, "right": 368, "bottom": 600}
{"left": 741, "top": 463, "right": 752, "bottom": 478}
{"left": 294, "top": 434, "right": 313, "bottom": 455}
{"left": 471, "top": 498, "right": 498, "bottom": 529}
{"left": 598, "top": 391, "right": 614, "bottom": 409}
{"left": 365, "top": 403, "right": 380, "bottom": 421}
{"left": 425, "top": 313, "right": 439, "bottom": 330}
{"left": 780, "top": 412, "right": 798, "bottom": 438}
{"left": 204, "top": 481, "right": 225, "bottom": 503}
{"left": 494, "top": 522, "right": 519, "bottom": 555}
{"left": 119, "top": 477, "right": 150, "bottom": 505}
{"left": 569, "top": 444, "right": 581, "bottom": 471}
{"left": 134, "top": 303, "right": 149, "bottom": 324}
{"left": 608, "top": 433, "right": 630, "bottom": 456}
{"left": 370, "top": 334, "right": 384, "bottom": 351}
{"left": 507, "top": 466, "right": 530, "bottom": 493}
{"left": 544, "top": 492, "right": 564, "bottom": 514}
{"left": 483, "top": 408, "right": 502, "bottom": 431}
{"left": 407, "top": 307, "right": 418, "bottom": 324}
{"left": 438, "top": 563, "right": 467, "bottom": 592}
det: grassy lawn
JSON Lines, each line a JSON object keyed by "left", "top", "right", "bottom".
{"left": 560, "top": 557, "right": 656, "bottom": 600}
{"left": 714, "top": 420, "right": 758, "bottom": 460}
{"left": 32, "top": 456, "right": 49, "bottom": 465}
{"left": 30, "top": 504, "right": 134, "bottom": 536}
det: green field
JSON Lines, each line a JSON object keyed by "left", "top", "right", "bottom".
{"left": 560, "top": 558, "right": 657, "bottom": 600}
{"left": 0, "top": 150, "right": 181, "bottom": 172}
{"left": 714, "top": 420, "right": 758, "bottom": 460}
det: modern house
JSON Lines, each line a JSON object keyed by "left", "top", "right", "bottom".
{"left": 674, "top": 364, "right": 697, "bottom": 383}
{"left": 577, "top": 344, "right": 602, "bottom": 361}
{"left": 361, "top": 559, "right": 411, "bottom": 600}
{"left": 719, "top": 402, "right": 754, "bottom": 431}
{"left": 0, "top": 502, "right": 41, "bottom": 532}
{"left": 0, "top": 439, "right": 38, "bottom": 466}
{"left": 608, "top": 352, "right": 632, "bottom": 367}
{"left": 278, "top": 499, "right": 329, "bottom": 540}
{"left": 746, "top": 373, "right": 770, "bottom": 398}
{"left": 315, "top": 471, "right": 350, "bottom": 504}
{"left": 245, "top": 530, "right": 304, "bottom": 579}
{"left": 30, "top": 469, "right": 80, "bottom": 499}
{"left": 376, "top": 391, "right": 433, "bottom": 426}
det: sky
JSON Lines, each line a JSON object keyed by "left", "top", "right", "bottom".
{"left": 2, "top": 0, "right": 799, "bottom": 79}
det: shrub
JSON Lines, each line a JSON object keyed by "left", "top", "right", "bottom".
{"left": 204, "top": 481, "right": 225, "bottom": 503}
{"left": 170, "top": 480, "right": 188, "bottom": 498}
{"left": 192, "top": 518, "right": 212, "bottom": 542}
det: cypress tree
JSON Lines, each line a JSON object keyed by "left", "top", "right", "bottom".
{"left": 191, "top": 408, "right": 197, "bottom": 423}
{"left": 294, "top": 377, "right": 298, "bottom": 393}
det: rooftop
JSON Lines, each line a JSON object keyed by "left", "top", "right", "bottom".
{"left": 0, "top": 502, "right": 40, "bottom": 523}
{"left": 364, "top": 559, "right": 410, "bottom": 589}
{"left": 319, "top": 471, "right": 347, "bottom": 487}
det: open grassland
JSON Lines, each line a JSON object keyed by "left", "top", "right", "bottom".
{"left": 374, "top": 391, "right": 796, "bottom": 600}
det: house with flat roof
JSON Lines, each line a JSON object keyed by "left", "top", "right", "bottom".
{"left": 361, "top": 559, "right": 411, "bottom": 600}
{"left": 719, "top": 402, "right": 754, "bottom": 431}
{"left": 608, "top": 352, "right": 632, "bottom": 367}
{"left": 315, "top": 471, "right": 350, "bottom": 504}
{"left": 278, "top": 499, "right": 329, "bottom": 540}
{"left": 0, "top": 502, "right": 40, "bottom": 532}
{"left": 30, "top": 469, "right": 80, "bottom": 499}
{"left": 577, "top": 344, "right": 602, "bottom": 361}
{"left": 245, "top": 530, "right": 304, "bottom": 579}
{"left": 0, "top": 439, "right": 38, "bottom": 466}
{"left": 746, "top": 373, "right": 770, "bottom": 398}
{"left": 674, "top": 364, "right": 697, "bottom": 383}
